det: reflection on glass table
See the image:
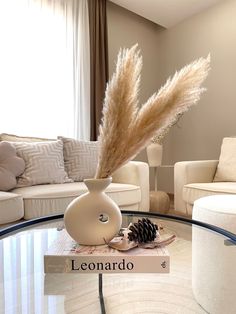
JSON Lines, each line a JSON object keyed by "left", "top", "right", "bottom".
{"left": 0, "top": 211, "right": 236, "bottom": 314}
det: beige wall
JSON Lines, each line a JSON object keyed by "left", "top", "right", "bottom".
{"left": 158, "top": 0, "right": 236, "bottom": 192}
{"left": 107, "top": 0, "right": 236, "bottom": 193}
{"left": 107, "top": 1, "right": 161, "bottom": 105}
{"left": 159, "top": 0, "right": 236, "bottom": 162}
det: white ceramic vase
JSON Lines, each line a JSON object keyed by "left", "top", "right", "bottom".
{"left": 64, "top": 177, "right": 122, "bottom": 245}
{"left": 146, "top": 143, "right": 163, "bottom": 167}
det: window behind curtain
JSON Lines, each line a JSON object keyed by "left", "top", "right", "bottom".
{"left": 0, "top": 0, "right": 85, "bottom": 139}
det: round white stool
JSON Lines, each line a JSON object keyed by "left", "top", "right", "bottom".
{"left": 192, "top": 195, "right": 236, "bottom": 314}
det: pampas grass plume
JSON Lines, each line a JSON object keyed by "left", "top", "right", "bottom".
{"left": 95, "top": 45, "right": 210, "bottom": 178}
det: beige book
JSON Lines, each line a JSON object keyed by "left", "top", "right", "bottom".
{"left": 44, "top": 230, "right": 170, "bottom": 274}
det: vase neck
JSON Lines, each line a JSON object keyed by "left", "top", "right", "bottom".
{"left": 84, "top": 177, "right": 112, "bottom": 192}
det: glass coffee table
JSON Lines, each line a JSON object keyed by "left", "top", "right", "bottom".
{"left": 0, "top": 211, "right": 236, "bottom": 314}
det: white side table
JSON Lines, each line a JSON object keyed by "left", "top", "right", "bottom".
{"left": 149, "top": 165, "right": 171, "bottom": 213}
{"left": 146, "top": 140, "right": 173, "bottom": 214}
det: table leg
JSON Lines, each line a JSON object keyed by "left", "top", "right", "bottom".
{"left": 99, "top": 273, "right": 106, "bottom": 314}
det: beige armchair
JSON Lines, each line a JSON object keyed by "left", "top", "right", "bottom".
{"left": 173, "top": 159, "right": 234, "bottom": 216}
{"left": 174, "top": 137, "right": 236, "bottom": 216}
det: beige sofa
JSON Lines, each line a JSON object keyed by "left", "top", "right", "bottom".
{"left": 174, "top": 159, "right": 234, "bottom": 216}
{"left": 0, "top": 161, "right": 149, "bottom": 225}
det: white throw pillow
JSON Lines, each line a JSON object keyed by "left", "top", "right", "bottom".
{"left": 13, "top": 140, "right": 72, "bottom": 187}
{"left": 214, "top": 137, "right": 236, "bottom": 182}
{"left": 58, "top": 136, "right": 99, "bottom": 181}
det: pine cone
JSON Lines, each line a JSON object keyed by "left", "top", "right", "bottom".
{"left": 128, "top": 218, "right": 158, "bottom": 243}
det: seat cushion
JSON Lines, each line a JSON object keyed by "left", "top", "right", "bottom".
{"left": 0, "top": 192, "right": 24, "bottom": 224}
{"left": 183, "top": 182, "right": 236, "bottom": 206}
{"left": 12, "top": 182, "right": 141, "bottom": 220}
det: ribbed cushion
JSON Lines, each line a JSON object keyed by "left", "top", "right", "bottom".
{"left": 183, "top": 182, "right": 236, "bottom": 206}
{"left": 12, "top": 182, "right": 141, "bottom": 220}
{"left": 0, "top": 192, "right": 24, "bottom": 224}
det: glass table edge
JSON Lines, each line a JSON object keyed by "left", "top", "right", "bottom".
{"left": 1, "top": 210, "right": 236, "bottom": 243}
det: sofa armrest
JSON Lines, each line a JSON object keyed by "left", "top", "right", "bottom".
{"left": 112, "top": 161, "right": 150, "bottom": 212}
{"left": 174, "top": 160, "right": 218, "bottom": 215}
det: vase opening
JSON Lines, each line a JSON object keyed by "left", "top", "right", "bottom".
{"left": 84, "top": 177, "right": 112, "bottom": 192}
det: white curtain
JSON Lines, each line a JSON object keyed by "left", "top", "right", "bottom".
{"left": 0, "top": 0, "right": 90, "bottom": 140}
{"left": 74, "top": 0, "right": 91, "bottom": 140}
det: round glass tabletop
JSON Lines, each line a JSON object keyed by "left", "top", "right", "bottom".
{"left": 0, "top": 211, "right": 236, "bottom": 314}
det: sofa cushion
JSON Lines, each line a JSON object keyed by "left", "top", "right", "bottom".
{"left": 13, "top": 140, "right": 72, "bottom": 187}
{"left": 214, "top": 137, "right": 236, "bottom": 182}
{"left": 183, "top": 182, "right": 236, "bottom": 206}
{"left": 12, "top": 182, "right": 141, "bottom": 219}
{"left": 0, "top": 192, "right": 24, "bottom": 224}
{"left": 0, "top": 142, "right": 25, "bottom": 191}
{"left": 58, "top": 136, "right": 99, "bottom": 181}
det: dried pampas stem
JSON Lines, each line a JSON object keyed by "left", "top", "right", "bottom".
{"left": 95, "top": 45, "right": 210, "bottom": 179}
{"left": 95, "top": 44, "right": 142, "bottom": 178}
